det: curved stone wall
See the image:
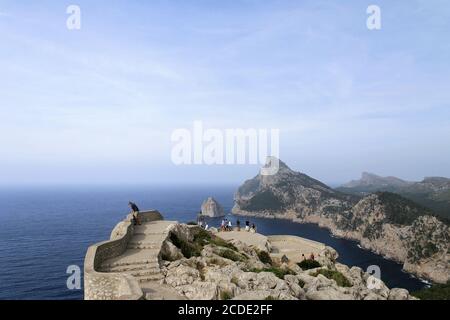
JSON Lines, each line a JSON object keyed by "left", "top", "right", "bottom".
{"left": 84, "top": 210, "right": 163, "bottom": 300}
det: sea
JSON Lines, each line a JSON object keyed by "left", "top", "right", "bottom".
{"left": 0, "top": 185, "right": 428, "bottom": 300}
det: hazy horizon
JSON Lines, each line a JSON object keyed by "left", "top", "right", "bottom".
{"left": 1, "top": 0, "right": 449, "bottom": 186}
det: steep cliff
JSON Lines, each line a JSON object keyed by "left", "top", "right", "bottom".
{"left": 233, "top": 159, "right": 450, "bottom": 284}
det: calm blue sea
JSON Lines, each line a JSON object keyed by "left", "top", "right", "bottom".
{"left": 0, "top": 185, "right": 427, "bottom": 300}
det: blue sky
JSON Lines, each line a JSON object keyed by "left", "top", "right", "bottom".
{"left": 0, "top": 0, "right": 449, "bottom": 185}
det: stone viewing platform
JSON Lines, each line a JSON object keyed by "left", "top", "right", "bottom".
{"left": 84, "top": 211, "right": 416, "bottom": 300}
{"left": 84, "top": 210, "right": 184, "bottom": 300}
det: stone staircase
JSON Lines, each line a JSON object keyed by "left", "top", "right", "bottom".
{"left": 99, "top": 220, "right": 175, "bottom": 284}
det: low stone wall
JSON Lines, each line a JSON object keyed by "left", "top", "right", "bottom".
{"left": 84, "top": 210, "right": 163, "bottom": 300}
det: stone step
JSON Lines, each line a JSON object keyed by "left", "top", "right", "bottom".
{"left": 135, "top": 274, "right": 165, "bottom": 283}
{"left": 133, "top": 231, "right": 170, "bottom": 235}
{"left": 127, "top": 243, "right": 161, "bottom": 250}
{"left": 101, "top": 249, "right": 160, "bottom": 268}
{"left": 130, "top": 234, "right": 168, "bottom": 243}
{"left": 99, "top": 261, "right": 160, "bottom": 273}
{"left": 127, "top": 268, "right": 161, "bottom": 277}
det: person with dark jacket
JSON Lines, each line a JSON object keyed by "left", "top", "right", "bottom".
{"left": 128, "top": 201, "right": 141, "bottom": 225}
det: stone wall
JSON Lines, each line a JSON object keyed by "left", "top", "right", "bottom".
{"left": 84, "top": 210, "right": 163, "bottom": 300}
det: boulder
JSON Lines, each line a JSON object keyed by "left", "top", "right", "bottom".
{"left": 306, "top": 287, "right": 356, "bottom": 300}
{"left": 165, "top": 264, "right": 200, "bottom": 287}
{"left": 388, "top": 288, "right": 410, "bottom": 300}
{"left": 161, "top": 240, "right": 183, "bottom": 261}
{"left": 177, "top": 281, "right": 219, "bottom": 300}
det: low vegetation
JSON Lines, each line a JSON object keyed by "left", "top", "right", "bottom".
{"left": 169, "top": 232, "right": 202, "bottom": 258}
{"left": 220, "top": 290, "right": 233, "bottom": 300}
{"left": 311, "top": 269, "right": 352, "bottom": 287}
{"left": 194, "top": 228, "right": 238, "bottom": 251}
{"left": 297, "top": 259, "right": 321, "bottom": 270}
{"left": 377, "top": 192, "right": 432, "bottom": 226}
{"left": 242, "top": 190, "right": 285, "bottom": 212}
{"left": 170, "top": 228, "right": 240, "bottom": 259}
{"left": 249, "top": 267, "right": 295, "bottom": 280}
{"left": 257, "top": 250, "right": 273, "bottom": 265}
{"left": 412, "top": 281, "right": 450, "bottom": 300}
{"left": 217, "top": 249, "right": 247, "bottom": 262}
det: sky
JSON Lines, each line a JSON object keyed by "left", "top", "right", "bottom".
{"left": 0, "top": 0, "right": 449, "bottom": 186}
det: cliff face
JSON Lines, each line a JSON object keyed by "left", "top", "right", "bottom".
{"left": 234, "top": 159, "right": 356, "bottom": 218}
{"left": 233, "top": 160, "right": 450, "bottom": 284}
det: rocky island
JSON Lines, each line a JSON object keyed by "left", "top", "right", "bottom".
{"left": 84, "top": 210, "right": 416, "bottom": 300}
{"left": 200, "top": 197, "right": 225, "bottom": 218}
{"left": 233, "top": 159, "right": 450, "bottom": 284}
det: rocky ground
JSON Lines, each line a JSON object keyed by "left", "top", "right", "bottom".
{"left": 156, "top": 224, "right": 416, "bottom": 300}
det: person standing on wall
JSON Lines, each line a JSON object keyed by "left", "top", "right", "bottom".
{"left": 128, "top": 201, "right": 142, "bottom": 226}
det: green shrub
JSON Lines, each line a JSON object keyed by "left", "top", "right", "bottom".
{"left": 193, "top": 228, "right": 238, "bottom": 251}
{"left": 218, "top": 249, "right": 246, "bottom": 262}
{"left": 170, "top": 228, "right": 241, "bottom": 260}
{"left": 257, "top": 251, "right": 273, "bottom": 265}
{"left": 169, "top": 233, "right": 201, "bottom": 258}
{"left": 297, "top": 259, "right": 321, "bottom": 270}
{"left": 412, "top": 282, "right": 450, "bottom": 300}
{"left": 220, "top": 291, "right": 233, "bottom": 300}
{"left": 210, "top": 237, "right": 238, "bottom": 251}
{"left": 311, "top": 269, "right": 352, "bottom": 287}
{"left": 193, "top": 228, "right": 212, "bottom": 245}
{"left": 250, "top": 267, "right": 295, "bottom": 280}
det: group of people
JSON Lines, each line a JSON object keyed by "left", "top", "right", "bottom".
{"left": 197, "top": 215, "right": 209, "bottom": 230}
{"left": 301, "top": 253, "right": 319, "bottom": 261}
{"left": 220, "top": 219, "right": 257, "bottom": 233}
{"left": 129, "top": 203, "right": 258, "bottom": 235}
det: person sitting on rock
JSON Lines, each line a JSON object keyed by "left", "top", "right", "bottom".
{"left": 128, "top": 201, "right": 141, "bottom": 226}
{"left": 236, "top": 220, "right": 241, "bottom": 231}
{"left": 227, "top": 220, "right": 232, "bottom": 231}
{"left": 250, "top": 223, "right": 257, "bottom": 233}
{"left": 301, "top": 254, "right": 306, "bottom": 261}
{"left": 245, "top": 220, "right": 250, "bottom": 232}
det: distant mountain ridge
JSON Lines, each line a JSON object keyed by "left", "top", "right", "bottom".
{"left": 337, "top": 173, "right": 450, "bottom": 219}
{"left": 233, "top": 159, "right": 450, "bottom": 284}
{"left": 342, "top": 172, "right": 412, "bottom": 188}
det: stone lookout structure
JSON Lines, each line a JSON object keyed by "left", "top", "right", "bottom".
{"left": 84, "top": 211, "right": 335, "bottom": 300}
{"left": 84, "top": 210, "right": 178, "bottom": 300}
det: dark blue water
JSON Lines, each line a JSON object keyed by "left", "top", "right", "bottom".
{"left": 0, "top": 186, "right": 427, "bottom": 300}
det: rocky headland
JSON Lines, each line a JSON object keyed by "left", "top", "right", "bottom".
{"left": 84, "top": 211, "right": 417, "bottom": 300}
{"left": 232, "top": 159, "right": 450, "bottom": 284}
